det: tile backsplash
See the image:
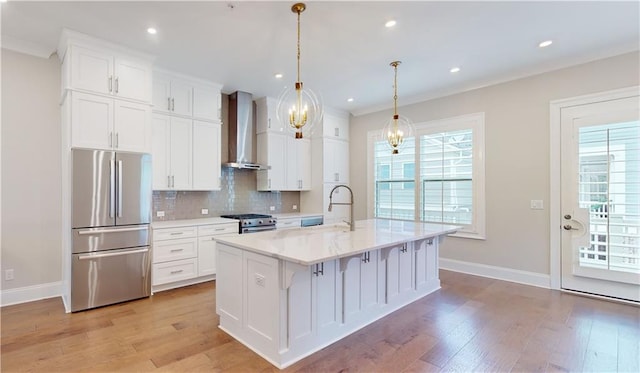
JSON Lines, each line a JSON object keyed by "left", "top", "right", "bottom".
{"left": 153, "top": 168, "right": 300, "bottom": 221}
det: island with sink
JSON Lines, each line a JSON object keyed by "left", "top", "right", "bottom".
{"left": 214, "top": 218, "right": 459, "bottom": 369}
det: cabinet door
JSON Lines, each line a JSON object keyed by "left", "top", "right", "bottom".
{"left": 297, "top": 138, "right": 312, "bottom": 190}
{"left": 169, "top": 117, "right": 193, "bottom": 190}
{"left": 152, "top": 73, "right": 172, "bottom": 114}
{"left": 323, "top": 138, "right": 349, "bottom": 183}
{"left": 192, "top": 121, "right": 221, "bottom": 190}
{"left": 170, "top": 79, "right": 193, "bottom": 117}
{"left": 256, "top": 96, "right": 284, "bottom": 133}
{"left": 198, "top": 235, "right": 217, "bottom": 276}
{"left": 151, "top": 114, "right": 171, "bottom": 190}
{"left": 193, "top": 84, "right": 219, "bottom": 121}
{"left": 343, "top": 251, "right": 379, "bottom": 323}
{"left": 323, "top": 113, "right": 349, "bottom": 140}
{"left": 114, "top": 100, "right": 151, "bottom": 153}
{"left": 315, "top": 260, "right": 340, "bottom": 332}
{"left": 385, "top": 245, "right": 413, "bottom": 304}
{"left": 286, "top": 136, "right": 298, "bottom": 190}
{"left": 114, "top": 57, "right": 151, "bottom": 102}
{"left": 70, "top": 46, "right": 112, "bottom": 96}
{"left": 257, "top": 133, "right": 287, "bottom": 191}
{"left": 71, "top": 91, "right": 113, "bottom": 150}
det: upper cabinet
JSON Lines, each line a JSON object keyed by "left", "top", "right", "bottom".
{"left": 152, "top": 70, "right": 222, "bottom": 122}
{"left": 64, "top": 44, "right": 152, "bottom": 103}
{"left": 256, "top": 96, "right": 286, "bottom": 133}
{"left": 256, "top": 132, "right": 311, "bottom": 191}
{"left": 316, "top": 112, "right": 349, "bottom": 140}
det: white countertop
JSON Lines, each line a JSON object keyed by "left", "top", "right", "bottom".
{"left": 152, "top": 217, "right": 238, "bottom": 229}
{"left": 215, "top": 218, "right": 459, "bottom": 265}
{"left": 273, "top": 212, "right": 324, "bottom": 219}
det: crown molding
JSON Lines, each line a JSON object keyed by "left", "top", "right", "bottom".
{"left": 1, "top": 35, "right": 55, "bottom": 59}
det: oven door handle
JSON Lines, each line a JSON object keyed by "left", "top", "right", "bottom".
{"left": 243, "top": 225, "right": 276, "bottom": 233}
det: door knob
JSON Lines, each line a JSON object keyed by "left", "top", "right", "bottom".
{"left": 564, "top": 214, "right": 572, "bottom": 220}
{"left": 563, "top": 224, "right": 578, "bottom": 231}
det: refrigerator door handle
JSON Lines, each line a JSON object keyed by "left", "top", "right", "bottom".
{"left": 77, "top": 226, "right": 148, "bottom": 235}
{"left": 78, "top": 247, "right": 149, "bottom": 260}
{"left": 117, "top": 160, "right": 123, "bottom": 218}
{"left": 110, "top": 159, "right": 116, "bottom": 218}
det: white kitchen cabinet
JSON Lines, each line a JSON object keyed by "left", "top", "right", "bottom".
{"left": 192, "top": 121, "right": 221, "bottom": 190}
{"left": 257, "top": 132, "right": 311, "bottom": 191}
{"left": 70, "top": 91, "right": 151, "bottom": 152}
{"left": 197, "top": 223, "right": 238, "bottom": 277}
{"left": 323, "top": 138, "right": 349, "bottom": 184}
{"left": 276, "top": 217, "right": 301, "bottom": 230}
{"left": 255, "top": 96, "right": 286, "bottom": 133}
{"left": 152, "top": 70, "right": 222, "bottom": 122}
{"left": 152, "top": 72, "right": 193, "bottom": 117}
{"left": 319, "top": 112, "right": 349, "bottom": 140}
{"left": 414, "top": 238, "right": 439, "bottom": 292}
{"left": 342, "top": 250, "right": 380, "bottom": 324}
{"left": 383, "top": 243, "right": 413, "bottom": 304}
{"left": 151, "top": 114, "right": 192, "bottom": 190}
{"left": 66, "top": 44, "right": 151, "bottom": 103}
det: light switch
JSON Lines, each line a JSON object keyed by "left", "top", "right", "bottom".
{"left": 530, "top": 200, "right": 544, "bottom": 210}
{"left": 156, "top": 211, "right": 165, "bottom": 217}
{"left": 201, "top": 208, "right": 209, "bottom": 215}
{"left": 270, "top": 206, "right": 275, "bottom": 211}
{"left": 293, "top": 205, "right": 298, "bottom": 210}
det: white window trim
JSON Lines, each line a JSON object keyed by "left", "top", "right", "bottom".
{"left": 368, "top": 112, "right": 486, "bottom": 240}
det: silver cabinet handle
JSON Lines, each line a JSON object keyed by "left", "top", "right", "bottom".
{"left": 167, "top": 175, "right": 171, "bottom": 188}
{"left": 335, "top": 173, "right": 339, "bottom": 182}
{"left": 214, "top": 228, "right": 226, "bottom": 231}
{"left": 170, "top": 269, "right": 184, "bottom": 274}
{"left": 109, "top": 76, "right": 113, "bottom": 93}
{"left": 171, "top": 98, "right": 175, "bottom": 111}
{"left": 168, "top": 97, "right": 172, "bottom": 111}
{"left": 78, "top": 247, "right": 148, "bottom": 260}
{"left": 117, "top": 160, "right": 123, "bottom": 218}
{"left": 268, "top": 179, "right": 271, "bottom": 189}
{"left": 335, "top": 127, "right": 339, "bottom": 137}
{"left": 115, "top": 77, "right": 119, "bottom": 94}
{"left": 170, "top": 232, "right": 183, "bottom": 236}
{"left": 170, "top": 248, "right": 184, "bottom": 252}
{"left": 109, "top": 159, "right": 116, "bottom": 218}
{"left": 172, "top": 175, "right": 175, "bottom": 188}
{"left": 268, "top": 118, "right": 271, "bottom": 129}
{"left": 115, "top": 133, "right": 119, "bottom": 148}
{"left": 563, "top": 224, "right": 579, "bottom": 231}
{"left": 109, "top": 132, "right": 113, "bottom": 147}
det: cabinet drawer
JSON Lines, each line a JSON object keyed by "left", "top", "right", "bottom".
{"left": 153, "top": 226, "right": 197, "bottom": 241}
{"left": 153, "top": 237, "right": 197, "bottom": 263}
{"left": 198, "top": 223, "right": 238, "bottom": 236}
{"left": 152, "top": 258, "right": 198, "bottom": 285}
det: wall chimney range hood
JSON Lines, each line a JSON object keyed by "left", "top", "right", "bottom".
{"left": 223, "top": 91, "right": 269, "bottom": 170}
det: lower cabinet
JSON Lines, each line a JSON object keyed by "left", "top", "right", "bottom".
{"left": 342, "top": 250, "right": 381, "bottom": 323}
{"left": 152, "top": 221, "right": 238, "bottom": 292}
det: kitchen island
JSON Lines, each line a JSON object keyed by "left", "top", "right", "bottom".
{"left": 214, "top": 218, "right": 459, "bottom": 369}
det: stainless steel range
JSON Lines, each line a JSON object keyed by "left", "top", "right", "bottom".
{"left": 220, "top": 213, "right": 277, "bottom": 234}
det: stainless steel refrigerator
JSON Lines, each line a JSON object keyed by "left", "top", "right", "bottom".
{"left": 71, "top": 149, "right": 152, "bottom": 312}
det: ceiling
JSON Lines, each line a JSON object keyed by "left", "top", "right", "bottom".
{"left": 2, "top": 1, "right": 639, "bottom": 116}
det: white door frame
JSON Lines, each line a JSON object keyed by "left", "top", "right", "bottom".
{"left": 549, "top": 86, "right": 640, "bottom": 290}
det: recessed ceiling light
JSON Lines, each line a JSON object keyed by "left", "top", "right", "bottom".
{"left": 347, "top": 98, "right": 354, "bottom": 102}
{"left": 539, "top": 40, "right": 553, "bottom": 48}
{"left": 147, "top": 28, "right": 157, "bottom": 35}
{"left": 385, "top": 20, "right": 396, "bottom": 28}
{"left": 274, "top": 73, "right": 283, "bottom": 79}
{"left": 450, "top": 67, "right": 461, "bottom": 73}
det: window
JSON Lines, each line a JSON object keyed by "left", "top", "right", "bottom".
{"left": 368, "top": 113, "right": 485, "bottom": 239}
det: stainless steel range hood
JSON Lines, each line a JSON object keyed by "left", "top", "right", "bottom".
{"left": 223, "top": 91, "right": 269, "bottom": 170}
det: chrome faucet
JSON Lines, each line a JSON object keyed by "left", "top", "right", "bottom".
{"left": 328, "top": 184, "right": 355, "bottom": 231}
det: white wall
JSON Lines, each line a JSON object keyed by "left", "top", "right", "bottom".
{"left": 1, "top": 49, "right": 62, "bottom": 293}
{"left": 350, "top": 52, "right": 640, "bottom": 278}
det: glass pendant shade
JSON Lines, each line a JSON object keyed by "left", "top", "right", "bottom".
{"left": 276, "top": 83, "right": 323, "bottom": 138}
{"left": 383, "top": 114, "right": 414, "bottom": 154}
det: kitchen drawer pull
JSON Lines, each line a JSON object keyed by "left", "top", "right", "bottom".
{"left": 170, "top": 248, "right": 184, "bottom": 252}
{"left": 170, "top": 269, "right": 184, "bottom": 274}
{"left": 78, "top": 248, "right": 148, "bottom": 260}
{"left": 77, "top": 226, "right": 148, "bottom": 235}
{"left": 170, "top": 232, "right": 184, "bottom": 236}
{"left": 214, "top": 228, "right": 226, "bottom": 231}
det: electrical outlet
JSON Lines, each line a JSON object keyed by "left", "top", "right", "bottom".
{"left": 530, "top": 200, "right": 544, "bottom": 210}
{"left": 269, "top": 206, "right": 275, "bottom": 211}
{"left": 292, "top": 205, "right": 298, "bottom": 210}
{"left": 5, "top": 269, "right": 14, "bottom": 281}
{"left": 156, "top": 211, "right": 165, "bottom": 217}
{"left": 255, "top": 274, "right": 265, "bottom": 287}
{"left": 201, "top": 208, "right": 209, "bottom": 215}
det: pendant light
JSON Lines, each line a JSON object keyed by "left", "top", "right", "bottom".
{"left": 382, "top": 61, "right": 414, "bottom": 154}
{"left": 276, "top": 2, "right": 323, "bottom": 139}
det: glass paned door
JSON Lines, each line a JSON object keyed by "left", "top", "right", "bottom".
{"left": 560, "top": 96, "right": 640, "bottom": 302}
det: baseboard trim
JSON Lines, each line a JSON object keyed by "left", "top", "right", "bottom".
{"left": 1, "top": 282, "right": 62, "bottom": 307}
{"left": 439, "top": 258, "right": 550, "bottom": 289}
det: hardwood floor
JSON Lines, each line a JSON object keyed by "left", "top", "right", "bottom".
{"left": 2, "top": 270, "right": 638, "bottom": 372}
